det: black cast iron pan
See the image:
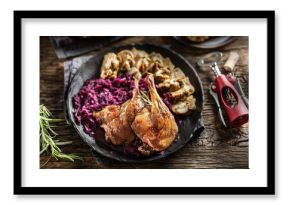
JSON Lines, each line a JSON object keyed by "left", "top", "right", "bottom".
{"left": 66, "top": 44, "right": 204, "bottom": 162}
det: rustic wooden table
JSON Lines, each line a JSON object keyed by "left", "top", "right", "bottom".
{"left": 40, "top": 36, "right": 249, "bottom": 169}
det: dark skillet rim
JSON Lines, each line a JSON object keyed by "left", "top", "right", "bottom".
{"left": 66, "top": 44, "right": 204, "bottom": 163}
{"left": 173, "top": 36, "right": 237, "bottom": 49}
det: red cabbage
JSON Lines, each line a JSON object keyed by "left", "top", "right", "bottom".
{"left": 73, "top": 74, "right": 147, "bottom": 136}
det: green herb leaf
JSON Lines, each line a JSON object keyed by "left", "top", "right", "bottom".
{"left": 139, "top": 91, "right": 152, "bottom": 106}
{"left": 39, "top": 105, "right": 82, "bottom": 166}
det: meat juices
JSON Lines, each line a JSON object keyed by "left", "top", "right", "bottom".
{"left": 131, "top": 74, "right": 178, "bottom": 151}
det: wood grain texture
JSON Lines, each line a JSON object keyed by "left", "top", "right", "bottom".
{"left": 40, "top": 36, "right": 249, "bottom": 169}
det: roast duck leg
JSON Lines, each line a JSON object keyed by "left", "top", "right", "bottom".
{"left": 131, "top": 74, "right": 178, "bottom": 151}
{"left": 93, "top": 74, "right": 178, "bottom": 154}
{"left": 92, "top": 77, "right": 143, "bottom": 145}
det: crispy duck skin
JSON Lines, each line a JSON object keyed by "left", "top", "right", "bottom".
{"left": 93, "top": 75, "right": 178, "bottom": 153}
{"left": 93, "top": 104, "right": 135, "bottom": 145}
{"left": 123, "top": 76, "right": 145, "bottom": 124}
{"left": 131, "top": 74, "right": 178, "bottom": 151}
{"left": 93, "top": 77, "right": 144, "bottom": 146}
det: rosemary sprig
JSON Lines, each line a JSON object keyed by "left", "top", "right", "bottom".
{"left": 139, "top": 91, "right": 152, "bottom": 106}
{"left": 39, "top": 105, "right": 82, "bottom": 166}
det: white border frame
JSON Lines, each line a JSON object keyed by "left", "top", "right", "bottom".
{"left": 15, "top": 12, "right": 272, "bottom": 192}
